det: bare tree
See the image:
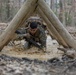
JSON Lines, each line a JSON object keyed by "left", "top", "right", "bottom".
{"left": 0, "top": 0, "right": 2, "bottom": 21}
{"left": 50, "top": 0, "right": 55, "bottom": 12}
{"left": 71, "top": 0, "right": 75, "bottom": 26}
{"left": 6, "top": 0, "right": 10, "bottom": 20}
{"left": 59, "top": 0, "right": 66, "bottom": 26}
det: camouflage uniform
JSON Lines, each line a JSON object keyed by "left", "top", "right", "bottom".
{"left": 24, "top": 25, "right": 47, "bottom": 49}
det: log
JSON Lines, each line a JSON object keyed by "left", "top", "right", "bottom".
{"left": 0, "top": 0, "right": 38, "bottom": 51}
{"left": 38, "top": 0, "right": 76, "bottom": 49}
{"left": 37, "top": 7, "right": 68, "bottom": 47}
{"left": 58, "top": 48, "right": 76, "bottom": 58}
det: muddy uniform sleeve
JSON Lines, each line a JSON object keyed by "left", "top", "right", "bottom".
{"left": 39, "top": 30, "right": 46, "bottom": 48}
{"left": 17, "top": 28, "right": 32, "bottom": 40}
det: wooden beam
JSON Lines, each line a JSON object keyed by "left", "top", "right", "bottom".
{"left": 0, "top": 0, "right": 38, "bottom": 51}
{"left": 37, "top": 7, "right": 68, "bottom": 47}
{"left": 38, "top": 0, "right": 76, "bottom": 49}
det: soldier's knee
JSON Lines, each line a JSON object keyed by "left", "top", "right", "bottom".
{"left": 23, "top": 41, "right": 29, "bottom": 49}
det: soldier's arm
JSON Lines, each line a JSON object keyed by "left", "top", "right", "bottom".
{"left": 39, "top": 31, "right": 47, "bottom": 48}
{"left": 15, "top": 28, "right": 31, "bottom": 39}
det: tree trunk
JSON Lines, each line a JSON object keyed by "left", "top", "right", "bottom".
{"left": 0, "top": 0, "right": 38, "bottom": 51}
{"left": 59, "top": 0, "right": 66, "bottom": 26}
{"left": 55, "top": 0, "right": 59, "bottom": 17}
{"left": 37, "top": 7, "right": 68, "bottom": 47}
{"left": 38, "top": 0, "right": 76, "bottom": 50}
{"left": 0, "top": 0, "right": 2, "bottom": 22}
{"left": 71, "top": 0, "right": 75, "bottom": 27}
{"left": 6, "top": 0, "right": 10, "bottom": 19}
{"left": 50, "top": 0, "right": 55, "bottom": 12}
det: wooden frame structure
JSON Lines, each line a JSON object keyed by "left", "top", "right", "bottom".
{"left": 0, "top": 0, "right": 76, "bottom": 51}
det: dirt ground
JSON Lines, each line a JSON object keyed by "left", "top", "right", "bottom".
{"left": 0, "top": 35, "right": 64, "bottom": 61}
{"left": 0, "top": 26, "right": 76, "bottom": 61}
{"left": 0, "top": 26, "right": 76, "bottom": 75}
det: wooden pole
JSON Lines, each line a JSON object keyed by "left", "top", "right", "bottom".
{"left": 0, "top": 0, "right": 38, "bottom": 51}
{"left": 37, "top": 7, "right": 68, "bottom": 47}
{"left": 38, "top": 0, "right": 76, "bottom": 49}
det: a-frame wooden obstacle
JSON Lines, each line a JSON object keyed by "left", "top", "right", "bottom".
{"left": 0, "top": 0, "right": 76, "bottom": 51}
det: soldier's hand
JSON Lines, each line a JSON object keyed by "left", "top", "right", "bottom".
{"left": 24, "top": 33, "right": 31, "bottom": 38}
{"left": 42, "top": 47, "right": 46, "bottom": 52}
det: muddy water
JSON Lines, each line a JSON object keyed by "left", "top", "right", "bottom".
{"left": 0, "top": 35, "right": 64, "bottom": 61}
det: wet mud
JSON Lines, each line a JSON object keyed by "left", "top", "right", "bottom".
{"left": 0, "top": 35, "right": 63, "bottom": 61}
{"left": 0, "top": 26, "right": 76, "bottom": 75}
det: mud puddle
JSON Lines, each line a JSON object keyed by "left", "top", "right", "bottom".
{"left": 0, "top": 35, "right": 63, "bottom": 61}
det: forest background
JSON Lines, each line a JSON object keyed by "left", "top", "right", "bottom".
{"left": 0, "top": 0, "right": 76, "bottom": 27}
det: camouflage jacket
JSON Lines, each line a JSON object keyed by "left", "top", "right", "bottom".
{"left": 26, "top": 25, "right": 47, "bottom": 48}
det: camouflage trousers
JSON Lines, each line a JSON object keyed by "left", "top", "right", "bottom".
{"left": 23, "top": 41, "right": 33, "bottom": 49}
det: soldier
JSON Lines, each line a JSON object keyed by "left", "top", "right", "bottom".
{"left": 24, "top": 22, "right": 47, "bottom": 51}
